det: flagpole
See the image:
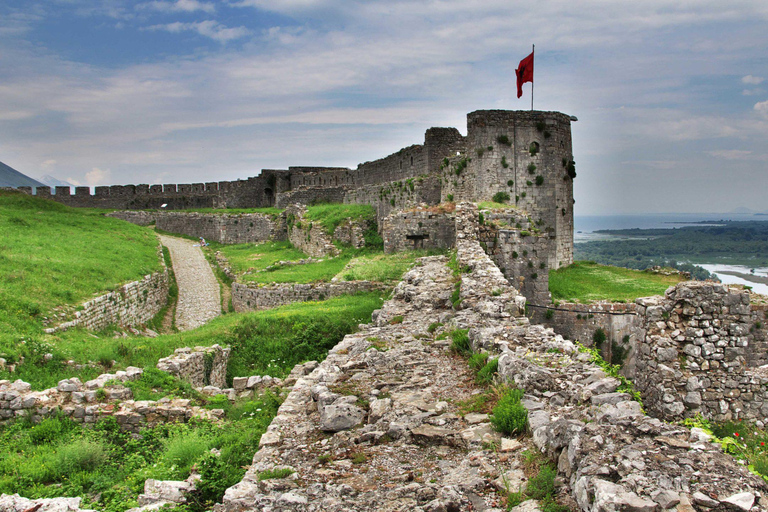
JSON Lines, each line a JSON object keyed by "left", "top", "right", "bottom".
{"left": 531, "top": 44, "right": 535, "bottom": 111}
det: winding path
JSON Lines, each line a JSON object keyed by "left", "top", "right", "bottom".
{"left": 158, "top": 234, "right": 221, "bottom": 331}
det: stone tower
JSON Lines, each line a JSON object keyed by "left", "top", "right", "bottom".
{"left": 441, "top": 110, "right": 574, "bottom": 269}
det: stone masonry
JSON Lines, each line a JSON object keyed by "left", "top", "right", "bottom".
{"left": 634, "top": 281, "right": 768, "bottom": 423}
{"left": 156, "top": 345, "right": 230, "bottom": 389}
{"left": 44, "top": 269, "right": 169, "bottom": 333}
{"left": 231, "top": 281, "right": 386, "bottom": 312}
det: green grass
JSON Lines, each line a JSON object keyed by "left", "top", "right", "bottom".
{"left": 304, "top": 203, "right": 376, "bottom": 234}
{"left": 2, "top": 292, "right": 384, "bottom": 390}
{"left": 239, "top": 247, "right": 364, "bottom": 284}
{"left": 211, "top": 241, "right": 308, "bottom": 275}
{"left": 0, "top": 392, "right": 281, "bottom": 512}
{"left": 478, "top": 201, "right": 516, "bottom": 210}
{"left": 336, "top": 250, "right": 443, "bottom": 283}
{"left": 0, "top": 190, "right": 161, "bottom": 364}
{"left": 548, "top": 261, "right": 684, "bottom": 303}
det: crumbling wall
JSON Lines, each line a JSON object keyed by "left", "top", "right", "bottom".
{"left": 156, "top": 345, "right": 230, "bottom": 389}
{"left": 634, "top": 282, "right": 768, "bottom": 423}
{"left": 285, "top": 205, "right": 340, "bottom": 258}
{"left": 44, "top": 270, "right": 169, "bottom": 333}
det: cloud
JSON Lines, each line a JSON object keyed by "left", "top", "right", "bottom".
{"left": 742, "top": 75, "right": 765, "bottom": 85}
{"left": 755, "top": 100, "right": 768, "bottom": 118}
{"left": 743, "top": 88, "right": 765, "bottom": 96}
{"left": 706, "top": 149, "right": 753, "bottom": 160}
{"left": 137, "top": 0, "right": 216, "bottom": 14}
{"left": 67, "top": 167, "right": 112, "bottom": 188}
{"left": 146, "top": 20, "right": 249, "bottom": 42}
{"left": 41, "top": 159, "right": 57, "bottom": 169}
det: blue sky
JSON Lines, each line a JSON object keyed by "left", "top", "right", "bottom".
{"left": 1, "top": 0, "right": 767, "bottom": 214}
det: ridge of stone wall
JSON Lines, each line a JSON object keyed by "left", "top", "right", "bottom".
{"left": 231, "top": 281, "right": 386, "bottom": 312}
{"left": 44, "top": 270, "right": 169, "bottom": 333}
{"left": 154, "top": 212, "right": 282, "bottom": 244}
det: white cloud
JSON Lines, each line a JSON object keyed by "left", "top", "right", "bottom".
{"left": 742, "top": 75, "right": 765, "bottom": 85}
{"left": 137, "top": 0, "right": 216, "bottom": 14}
{"left": 706, "top": 149, "right": 753, "bottom": 160}
{"left": 146, "top": 20, "right": 249, "bottom": 42}
{"left": 743, "top": 88, "right": 765, "bottom": 96}
{"left": 755, "top": 100, "right": 768, "bottom": 118}
{"left": 67, "top": 167, "right": 112, "bottom": 188}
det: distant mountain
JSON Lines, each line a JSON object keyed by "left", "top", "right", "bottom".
{"left": 38, "top": 174, "right": 74, "bottom": 188}
{"left": 0, "top": 161, "right": 44, "bottom": 188}
{"left": 729, "top": 207, "right": 756, "bottom": 214}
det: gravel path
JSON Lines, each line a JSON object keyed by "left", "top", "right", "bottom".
{"left": 158, "top": 234, "right": 221, "bottom": 331}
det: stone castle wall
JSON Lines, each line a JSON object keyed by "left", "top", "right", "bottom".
{"left": 45, "top": 270, "right": 169, "bottom": 333}
{"left": 634, "top": 282, "right": 768, "bottom": 423}
{"left": 155, "top": 212, "right": 283, "bottom": 244}
{"left": 382, "top": 208, "right": 456, "bottom": 253}
{"left": 232, "top": 281, "right": 385, "bottom": 312}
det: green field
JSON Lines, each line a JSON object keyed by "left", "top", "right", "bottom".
{"left": 0, "top": 190, "right": 161, "bottom": 362}
{"left": 212, "top": 241, "right": 308, "bottom": 274}
{"left": 549, "top": 261, "right": 684, "bottom": 303}
{"left": 303, "top": 203, "right": 376, "bottom": 234}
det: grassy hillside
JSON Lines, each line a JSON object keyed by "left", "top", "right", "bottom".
{"left": 549, "top": 261, "right": 684, "bottom": 303}
{"left": 0, "top": 190, "right": 161, "bottom": 362}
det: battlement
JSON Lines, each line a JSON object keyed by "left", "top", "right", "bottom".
{"left": 17, "top": 109, "right": 574, "bottom": 266}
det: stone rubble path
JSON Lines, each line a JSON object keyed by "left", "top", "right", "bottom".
{"left": 158, "top": 234, "right": 220, "bottom": 331}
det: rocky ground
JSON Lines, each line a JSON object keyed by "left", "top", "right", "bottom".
{"left": 158, "top": 234, "right": 221, "bottom": 330}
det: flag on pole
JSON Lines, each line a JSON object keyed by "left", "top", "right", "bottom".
{"left": 516, "top": 51, "right": 534, "bottom": 98}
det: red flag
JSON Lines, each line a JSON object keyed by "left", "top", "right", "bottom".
{"left": 516, "top": 51, "right": 534, "bottom": 98}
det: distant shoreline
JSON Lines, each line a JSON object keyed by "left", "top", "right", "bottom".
{"left": 718, "top": 270, "right": 768, "bottom": 286}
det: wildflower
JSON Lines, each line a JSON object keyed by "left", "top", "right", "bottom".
{"left": 762, "top": 442, "right": 765, "bottom": 446}
{"left": 735, "top": 433, "right": 740, "bottom": 437}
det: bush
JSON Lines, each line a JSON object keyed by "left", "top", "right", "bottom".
{"left": 447, "top": 194, "right": 454, "bottom": 202}
{"left": 449, "top": 329, "right": 470, "bottom": 355}
{"left": 497, "top": 135, "right": 511, "bottom": 146}
{"left": 492, "top": 192, "right": 510, "bottom": 204}
{"left": 545, "top": 309, "right": 554, "bottom": 320}
{"left": 593, "top": 328, "right": 607, "bottom": 349}
{"left": 54, "top": 439, "right": 108, "bottom": 475}
{"left": 535, "top": 175, "right": 544, "bottom": 186}
{"left": 476, "top": 358, "right": 499, "bottom": 385}
{"left": 468, "top": 352, "right": 489, "bottom": 370}
{"left": 490, "top": 387, "right": 527, "bottom": 435}
{"left": 527, "top": 163, "right": 537, "bottom": 174}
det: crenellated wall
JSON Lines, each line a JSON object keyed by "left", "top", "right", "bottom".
{"left": 154, "top": 212, "right": 283, "bottom": 244}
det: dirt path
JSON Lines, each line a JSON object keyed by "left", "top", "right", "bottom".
{"left": 158, "top": 234, "right": 221, "bottom": 331}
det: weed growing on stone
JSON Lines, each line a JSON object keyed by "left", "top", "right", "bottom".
{"left": 257, "top": 467, "right": 296, "bottom": 481}
{"left": 448, "top": 329, "right": 470, "bottom": 355}
{"left": 577, "top": 342, "right": 643, "bottom": 406}
{"left": 475, "top": 358, "right": 499, "bottom": 385}
{"left": 489, "top": 387, "right": 527, "bottom": 436}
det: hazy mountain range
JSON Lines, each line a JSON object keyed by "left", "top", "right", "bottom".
{"left": 0, "top": 161, "right": 44, "bottom": 188}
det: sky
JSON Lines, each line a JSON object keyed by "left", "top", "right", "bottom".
{"left": 1, "top": 0, "right": 767, "bottom": 215}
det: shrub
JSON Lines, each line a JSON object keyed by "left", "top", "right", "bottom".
{"left": 529, "top": 142, "right": 539, "bottom": 155}
{"left": 501, "top": 156, "right": 509, "bottom": 169}
{"left": 427, "top": 322, "right": 442, "bottom": 333}
{"left": 527, "top": 163, "right": 537, "bottom": 174}
{"left": 449, "top": 329, "right": 470, "bottom": 355}
{"left": 593, "top": 328, "right": 607, "bottom": 349}
{"left": 492, "top": 192, "right": 510, "bottom": 204}
{"left": 468, "top": 352, "right": 489, "bottom": 370}
{"left": 497, "top": 135, "right": 511, "bottom": 146}
{"left": 535, "top": 175, "right": 544, "bottom": 186}
{"left": 507, "top": 180, "right": 514, "bottom": 187}
{"left": 476, "top": 358, "right": 499, "bottom": 385}
{"left": 447, "top": 194, "right": 454, "bottom": 202}
{"left": 490, "top": 387, "right": 527, "bottom": 435}
{"left": 54, "top": 439, "right": 108, "bottom": 475}
{"left": 545, "top": 309, "right": 554, "bottom": 320}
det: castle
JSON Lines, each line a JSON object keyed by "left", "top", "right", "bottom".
{"left": 21, "top": 110, "right": 576, "bottom": 273}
